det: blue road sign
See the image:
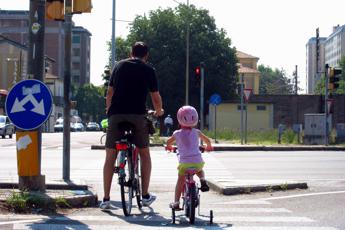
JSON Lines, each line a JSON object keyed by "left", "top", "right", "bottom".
{"left": 209, "top": 93, "right": 221, "bottom": 105}
{"left": 5, "top": 79, "right": 53, "bottom": 130}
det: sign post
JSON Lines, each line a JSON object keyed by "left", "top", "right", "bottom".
{"left": 5, "top": 79, "right": 52, "bottom": 191}
{"left": 243, "top": 88, "right": 252, "bottom": 144}
{"left": 209, "top": 93, "right": 221, "bottom": 144}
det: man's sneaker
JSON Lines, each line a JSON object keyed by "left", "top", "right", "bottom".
{"left": 142, "top": 193, "right": 156, "bottom": 206}
{"left": 99, "top": 200, "right": 111, "bottom": 210}
{"left": 200, "top": 180, "right": 210, "bottom": 192}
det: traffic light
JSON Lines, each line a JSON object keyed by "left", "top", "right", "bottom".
{"left": 103, "top": 69, "right": 111, "bottom": 97}
{"left": 46, "top": 0, "right": 64, "bottom": 21}
{"left": 328, "top": 67, "right": 342, "bottom": 90}
{"left": 72, "top": 0, "right": 92, "bottom": 14}
{"left": 195, "top": 66, "right": 201, "bottom": 79}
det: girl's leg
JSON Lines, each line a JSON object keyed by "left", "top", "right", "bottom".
{"left": 174, "top": 174, "right": 185, "bottom": 203}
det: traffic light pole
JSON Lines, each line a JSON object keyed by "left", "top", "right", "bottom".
{"left": 21, "top": 0, "right": 46, "bottom": 191}
{"left": 324, "top": 64, "right": 329, "bottom": 146}
{"left": 240, "top": 74, "right": 244, "bottom": 145}
{"left": 63, "top": 0, "right": 72, "bottom": 181}
{"left": 200, "top": 62, "right": 205, "bottom": 131}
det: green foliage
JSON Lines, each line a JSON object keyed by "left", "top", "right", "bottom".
{"left": 113, "top": 5, "right": 238, "bottom": 116}
{"left": 258, "top": 65, "right": 294, "bottom": 95}
{"left": 5, "top": 191, "right": 47, "bottom": 212}
{"left": 204, "top": 128, "right": 300, "bottom": 145}
{"left": 73, "top": 84, "right": 106, "bottom": 122}
{"left": 55, "top": 197, "right": 71, "bottom": 208}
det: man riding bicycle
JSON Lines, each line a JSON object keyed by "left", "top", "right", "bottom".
{"left": 100, "top": 41, "right": 164, "bottom": 210}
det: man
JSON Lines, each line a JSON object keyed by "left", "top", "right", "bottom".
{"left": 100, "top": 42, "right": 164, "bottom": 209}
{"left": 164, "top": 114, "right": 173, "bottom": 136}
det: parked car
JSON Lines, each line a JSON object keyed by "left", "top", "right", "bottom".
{"left": 71, "top": 122, "right": 85, "bottom": 132}
{"left": 54, "top": 118, "right": 64, "bottom": 132}
{"left": 86, "top": 122, "right": 101, "bottom": 131}
{"left": 0, "top": 115, "right": 15, "bottom": 139}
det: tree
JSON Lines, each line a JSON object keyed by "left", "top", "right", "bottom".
{"left": 258, "top": 65, "right": 294, "bottom": 95}
{"left": 73, "top": 84, "right": 106, "bottom": 122}
{"left": 315, "top": 56, "right": 345, "bottom": 95}
{"left": 112, "top": 5, "right": 238, "bottom": 117}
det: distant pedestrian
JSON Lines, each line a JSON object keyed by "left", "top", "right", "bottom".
{"left": 164, "top": 114, "right": 173, "bottom": 136}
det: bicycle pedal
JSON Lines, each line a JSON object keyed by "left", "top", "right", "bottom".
{"left": 114, "top": 167, "right": 120, "bottom": 173}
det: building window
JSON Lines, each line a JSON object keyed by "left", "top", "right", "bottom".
{"left": 237, "top": 105, "right": 246, "bottom": 110}
{"left": 72, "top": 62, "right": 80, "bottom": 69}
{"left": 73, "top": 48, "right": 80, "bottom": 56}
{"left": 73, "top": 75, "right": 80, "bottom": 83}
{"left": 72, "top": 35, "right": 80, "bottom": 43}
{"left": 257, "top": 105, "right": 266, "bottom": 111}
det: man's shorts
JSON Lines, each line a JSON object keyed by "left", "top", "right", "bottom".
{"left": 177, "top": 162, "right": 205, "bottom": 176}
{"left": 105, "top": 114, "right": 149, "bottom": 149}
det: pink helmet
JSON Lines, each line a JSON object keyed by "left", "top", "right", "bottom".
{"left": 177, "top": 105, "right": 198, "bottom": 127}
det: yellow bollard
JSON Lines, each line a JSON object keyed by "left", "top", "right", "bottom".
{"left": 16, "top": 131, "right": 39, "bottom": 176}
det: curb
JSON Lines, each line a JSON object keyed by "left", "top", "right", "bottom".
{"left": 207, "top": 179, "right": 308, "bottom": 195}
{"left": 91, "top": 144, "right": 345, "bottom": 151}
{"left": 0, "top": 182, "right": 98, "bottom": 208}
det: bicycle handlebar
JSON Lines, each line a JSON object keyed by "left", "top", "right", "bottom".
{"left": 164, "top": 145, "right": 212, "bottom": 153}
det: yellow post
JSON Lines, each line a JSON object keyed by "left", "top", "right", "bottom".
{"left": 16, "top": 131, "right": 45, "bottom": 190}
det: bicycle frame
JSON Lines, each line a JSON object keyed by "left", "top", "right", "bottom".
{"left": 114, "top": 123, "right": 142, "bottom": 216}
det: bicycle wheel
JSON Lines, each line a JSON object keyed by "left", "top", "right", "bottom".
{"left": 119, "top": 150, "right": 134, "bottom": 216}
{"left": 134, "top": 152, "right": 142, "bottom": 209}
{"left": 100, "top": 133, "right": 106, "bottom": 145}
{"left": 188, "top": 184, "right": 197, "bottom": 224}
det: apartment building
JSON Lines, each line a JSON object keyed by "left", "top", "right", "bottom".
{"left": 306, "top": 24, "right": 345, "bottom": 94}
{"left": 325, "top": 25, "right": 345, "bottom": 68}
{"left": 306, "top": 37, "right": 326, "bottom": 94}
{"left": 0, "top": 10, "right": 91, "bottom": 87}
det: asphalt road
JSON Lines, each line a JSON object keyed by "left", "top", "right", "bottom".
{"left": 0, "top": 132, "right": 344, "bottom": 229}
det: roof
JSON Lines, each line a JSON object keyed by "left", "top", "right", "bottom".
{"left": 238, "top": 65, "right": 260, "bottom": 74}
{"left": 236, "top": 50, "right": 259, "bottom": 60}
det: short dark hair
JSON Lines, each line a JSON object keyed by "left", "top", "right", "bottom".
{"left": 132, "top": 41, "right": 148, "bottom": 58}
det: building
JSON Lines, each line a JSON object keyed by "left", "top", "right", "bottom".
{"left": 306, "top": 37, "right": 326, "bottom": 94}
{"left": 236, "top": 51, "right": 260, "bottom": 94}
{"left": 325, "top": 25, "right": 345, "bottom": 68}
{"left": 71, "top": 26, "right": 91, "bottom": 86}
{"left": 306, "top": 24, "right": 345, "bottom": 94}
{"left": 0, "top": 10, "right": 91, "bottom": 87}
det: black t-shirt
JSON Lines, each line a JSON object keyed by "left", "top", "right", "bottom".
{"left": 107, "top": 58, "right": 158, "bottom": 116}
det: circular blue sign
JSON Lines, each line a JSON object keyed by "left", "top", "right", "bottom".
{"left": 5, "top": 79, "right": 53, "bottom": 130}
{"left": 209, "top": 93, "right": 222, "bottom": 105}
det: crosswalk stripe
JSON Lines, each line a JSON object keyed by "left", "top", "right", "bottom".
{"left": 1, "top": 214, "right": 314, "bottom": 223}
{"left": 12, "top": 224, "right": 338, "bottom": 230}
{"left": 215, "top": 200, "right": 272, "bottom": 205}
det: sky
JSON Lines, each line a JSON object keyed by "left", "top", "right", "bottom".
{"left": 1, "top": 0, "right": 345, "bottom": 94}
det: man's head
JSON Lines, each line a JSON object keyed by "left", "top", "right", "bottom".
{"left": 131, "top": 41, "right": 149, "bottom": 60}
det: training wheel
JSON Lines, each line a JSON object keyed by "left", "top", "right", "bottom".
{"left": 209, "top": 210, "right": 213, "bottom": 225}
{"left": 171, "top": 208, "right": 176, "bottom": 224}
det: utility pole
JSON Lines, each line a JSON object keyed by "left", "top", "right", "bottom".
{"left": 240, "top": 74, "right": 244, "bottom": 145}
{"left": 63, "top": 0, "right": 72, "bottom": 181}
{"left": 324, "top": 64, "right": 329, "bottom": 146}
{"left": 111, "top": 0, "right": 116, "bottom": 69}
{"left": 24, "top": 0, "right": 46, "bottom": 190}
{"left": 294, "top": 65, "right": 298, "bottom": 95}
{"left": 185, "top": 0, "right": 190, "bottom": 105}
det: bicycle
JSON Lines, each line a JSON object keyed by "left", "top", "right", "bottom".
{"left": 114, "top": 121, "right": 142, "bottom": 216}
{"left": 165, "top": 145, "right": 213, "bottom": 225}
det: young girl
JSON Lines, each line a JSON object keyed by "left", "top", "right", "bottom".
{"left": 166, "top": 105, "right": 213, "bottom": 209}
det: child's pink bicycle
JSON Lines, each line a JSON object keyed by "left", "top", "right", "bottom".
{"left": 165, "top": 145, "right": 213, "bottom": 225}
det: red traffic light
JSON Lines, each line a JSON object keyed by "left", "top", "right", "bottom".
{"left": 195, "top": 67, "right": 201, "bottom": 75}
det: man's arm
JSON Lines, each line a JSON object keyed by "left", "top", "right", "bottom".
{"left": 105, "top": 86, "right": 114, "bottom": 114}
{"left": 150, "top": 91, "right": 164, "bottom": 117}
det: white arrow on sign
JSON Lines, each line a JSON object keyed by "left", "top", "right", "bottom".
{"left": 10, "top": 93, "right": 45, "bottom": 116}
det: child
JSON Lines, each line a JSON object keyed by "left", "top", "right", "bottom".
{"left": 166, "top": 105, "right": 213, "bottom": 209}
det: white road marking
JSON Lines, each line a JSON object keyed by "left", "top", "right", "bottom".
{"left": 263, "top": 190, "right": 345, "bottom": 201}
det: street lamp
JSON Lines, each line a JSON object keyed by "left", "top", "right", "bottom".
{"left": 173, "top": 0, "right": 190, "bottom": 105}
